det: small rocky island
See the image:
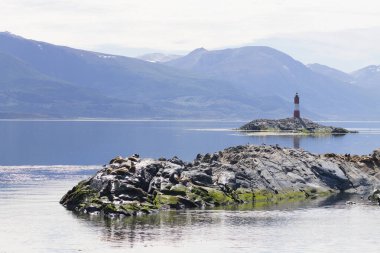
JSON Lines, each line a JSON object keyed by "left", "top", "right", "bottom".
{"left": 61, "top": 145, "right": 380, "bottom": 218}
{"left": 239, "top": 117, "right": 354, "bottom": 134}
{"left": 238, "top": 93, "right": 355, "bottom": 134}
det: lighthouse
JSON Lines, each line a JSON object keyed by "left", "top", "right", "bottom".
{"left": 294, "top": 93, "right": 300, "bottom": 118}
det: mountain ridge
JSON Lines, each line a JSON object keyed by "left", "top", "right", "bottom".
{"left": 165, "top": 46, "right": 379, "bottom": 120}
{"left": 0, "top": 32, "right": 379, "bottom": 120}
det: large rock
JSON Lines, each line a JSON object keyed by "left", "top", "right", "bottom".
{"left": 60, "top": 145, "right": 380, "bottom": 217}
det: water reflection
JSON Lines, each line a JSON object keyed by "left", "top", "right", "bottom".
{"left": 293, "top": 135, "right": 300, "bottom": 148}
{"left": 76, "top": 210, "right": 222, "bottom": 247}
{"left": 1, "top": 167, "right": 379, "bottom": 253}
{"left": 74, "top": 194, "right": 351, "bottom": 247}
{"left": 290, "top": 134, "right": 346, "bottom": 149}
{"left": 241, "top": 133, "right": 348, "bottom": 150}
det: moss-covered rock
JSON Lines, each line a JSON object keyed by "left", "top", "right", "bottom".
{"left": 60, "top": 180, "right": 97, "bottom": 211}
{"left": 154, "top": 194, "right": 180, "bottom": 208}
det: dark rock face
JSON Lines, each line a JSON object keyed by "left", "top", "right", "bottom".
{"left": 60, "top": 145, "right": 380, "bottom": 217}
{"left": 239, "top": 117, "right": 354, "bottom": 134}
{"left": 368, "top": 189, "right": 380, "bottom": 204}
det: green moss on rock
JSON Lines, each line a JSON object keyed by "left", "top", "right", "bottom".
{"left": 103, "top": 203, "right": 118, "bottom": 214}
{"left": 236, "top": 188, "right": 255, "bottom": 202}
{"left": 207, "top": 188, "right": 234, "bottom": 205}
{"left": 154, "top": 194, "right": 180, "bottom": 208}
{"left": 60, "top": 180, "right": 97, "bottom": 210}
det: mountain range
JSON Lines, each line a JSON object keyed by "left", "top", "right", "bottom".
{"left": 0, "top": 31, "right": 379, "bottom": 120}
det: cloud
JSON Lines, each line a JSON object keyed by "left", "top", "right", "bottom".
{"left": 250, "top": 27, "right": 380, "bottom": 72}
{"left": 1, "top": 0, "right": 380, "bottom": 66}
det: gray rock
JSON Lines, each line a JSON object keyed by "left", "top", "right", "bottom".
{"left": 61, "top": 145, "right": 380, "bottom": 217}
{"left": 239, "top": 117, "right": 355, "bottom": 134}
{"left": 217, "top": 171, "right": 237, "bottom": 190}
{"left": 372, "top": 149, "right": 380, "bottom": 162}
{"left": 169, "top": 156, "right": 186, "bottom": 166}
{"left": 181, "top": 171, "right": 213, "bottom": 186}
{"left": 368, "top": 189, "right": 380, "bottom": 204}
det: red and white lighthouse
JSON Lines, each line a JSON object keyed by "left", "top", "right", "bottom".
{"left": 293, "top": 93, "right": 300, "bottom": 118}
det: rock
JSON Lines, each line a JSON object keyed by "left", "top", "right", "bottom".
{"left": 61, "top": 144, "right": 380, "bottom": 218}
{"left": 372, "top": 149, "right": 380, "bottom": 162}
{"left": 109, "top": 156, "right": 128, "bottom": 165}
{"left": 160, "top": 181, "right": 173, "bottom": 191}
{"left": 309, "top": 163, "right": 351, "bottom": 191}
{"left": 168, "top": 184, "right": 188, "bottom": 196}
{"left": 368, "top": 189, "right": 380, "bottom": 204}
{"left": 138, "top": 162, "right": 162, "bottom": 191}
{"left": 239, "top": 117, "right": 355, "bottom": 134}
{"left": 332, "top": 127, "right": 350, "bottom": 134}
{"left": 128, "top": 156, "right": 139, "bottom": 162}
{"left": 181, "top": 171, "right": 213, "bottom": 186}
{"left": 177, "top": 196, "right": 200, "bottom": 208}
{"left": 169, "top": 156, "right": 186, "bottom": 166}
{"left": 201, "top": 153, "right": 212, "bottom": 163}
{"left": 60, "top": 180, "right": 96, "bottom": 211}
{"left": 114, "top": 184, "right": 147, "bottom": 200}
{"left": 110, "top": 167, "right": 131, "bottom": 176}
{"left": 121, "top": 159, "right": 134, "bottom": 168}
{"left": 217, "top": 171, "right": 237, "bottom": 190}
{"left": 200, "top": 167, "right": 212, "bottom": 176}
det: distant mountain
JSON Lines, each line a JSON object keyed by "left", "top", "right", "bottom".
{"left": 165, "top": 46, "right": 378, "bottom": 119}
{"left": 0, "top": 32, "right": 223, "bottom": 101}
{"left": 0, "top": 52, "right": 150, "bottom": 118}
{"left": 307, "top": 63, "right": 354, "bottom": 83}
{"left": 351, "top": 65, "right": 380, "bottom": 90}
{"left": 137, "top": 53, "right": 182, "bottom": 63}
{"left": 0, "top": 32, "right": 263, "bottom": 119}
{"left": 0, "top": 32, "right": 379, "bottom": 120}
{"left": 308, "top": 63, "right": 380, "bottom": 92}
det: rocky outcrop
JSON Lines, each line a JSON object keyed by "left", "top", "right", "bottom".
{"left": 60, "top": 145, "right": 380, "bottom": 217}
{"left": 239, "top": 117, "right": 355, "bottom": 134}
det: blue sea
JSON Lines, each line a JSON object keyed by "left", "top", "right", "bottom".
{"left": 0, "top": 120, "right": 379, "bottom": 165}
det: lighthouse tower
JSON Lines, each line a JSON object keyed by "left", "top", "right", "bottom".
{"left": 294, "top": 93, "right": 300, "bottom": 118}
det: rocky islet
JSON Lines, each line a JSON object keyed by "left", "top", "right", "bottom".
{"left": 239, "top": 117, "right": 355, "bottom": 134}
{"left": 60, "top": 145, "right": 380, "bottom": 218}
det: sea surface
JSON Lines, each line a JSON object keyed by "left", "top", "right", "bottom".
{"left": 1, "top": 120, "right": 380, "bottom": 252}
{"left": 1, "top": 120, "right": 380, "bottom": 165}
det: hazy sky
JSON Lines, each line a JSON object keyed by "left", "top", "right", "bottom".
{"left": 2, "top": 0, "right": 380, "bottom": 71}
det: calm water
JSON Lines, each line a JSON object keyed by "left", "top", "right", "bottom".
{"left": 1, "top": 120, "right": 380, "bottom": 252}
{"left": 0, "top": 166, "right": 379, "bottom": 253}
{"left": 1, "top": 120, "right": 380, "bottom": 165}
